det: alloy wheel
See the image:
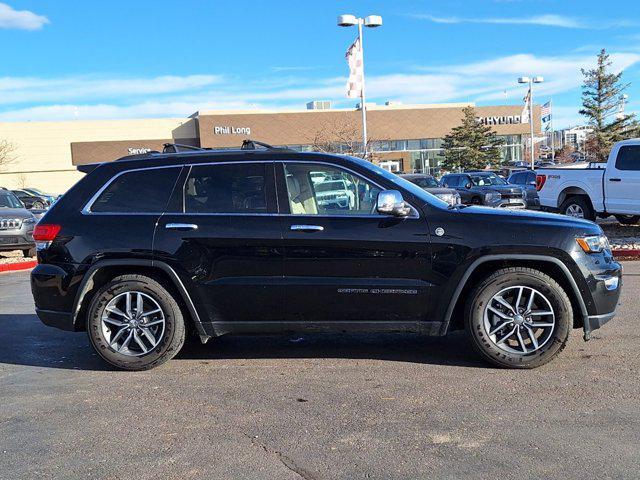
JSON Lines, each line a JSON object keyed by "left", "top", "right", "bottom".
{"left": 565, "top": 204, "right": 584, "bottom": 218}
{"left": 483, "top": 286, "right": 556, "bottom": 355}
{"left": 101, "top": 291, "right": 166, "bottom": 356}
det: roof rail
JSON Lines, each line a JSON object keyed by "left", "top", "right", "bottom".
{"left": 162, "top": 143, "right": 208, "bottom": 153}
{"left": 241, "top": 139, "right": 294, "bottom": 152}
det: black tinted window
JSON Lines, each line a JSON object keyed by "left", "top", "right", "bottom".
{"left": 91, "top": 167, "right": 180, "bottom": 213}
{"left": 509, "top": 172, "right": 524, "bottom": 184}
{"left": 185, "top": 163, "right": 268, "bottom": 213}
{"left": 615, "top": 146, "right": 640, "bottom": 171}
{"left": 443, "top": 175, "right": 459, "bottom": 187}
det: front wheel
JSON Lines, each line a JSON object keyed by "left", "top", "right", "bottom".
{"left": 87, "top": 274, "right": 186, "bottom": 370}
{"left": 466, "top": 267, "right": 572, "bottom": 369}
{"left": 614, "top": 214, "right": 640, "bottom": 225}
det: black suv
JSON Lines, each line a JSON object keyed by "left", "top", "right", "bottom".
{"left": 31, "top": 142, "right": 622, "bottom": 370}
{"left": 441, "top": 172, "right": 527, "bottom": 208}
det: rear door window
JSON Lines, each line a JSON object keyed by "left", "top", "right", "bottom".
{"left": 90, "top": 167, "right": 181, "bottom": 213}
{"left": 183, "top": 163, "right": 275, "bottom": 214}
{"left": 615, "top": 146, "right": 640, "bottom": 171}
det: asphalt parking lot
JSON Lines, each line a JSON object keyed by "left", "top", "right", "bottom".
{"left": 1, "top": 264, "right": 639, "bottom": 480}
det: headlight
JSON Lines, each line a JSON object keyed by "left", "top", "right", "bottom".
{"left": 23, "top": 217, "right": 36, "bottom": 225}
{"left": 485, "top": 191, "right": 502, "bottom": 202}
{"left": 576, "top": 234, "right": 611, "bottom": 254}
{"left": 435, "top": 193, "right": 452, "bottom": 204}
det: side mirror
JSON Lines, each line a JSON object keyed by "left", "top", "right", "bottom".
{"left": 465, "top": 182, "right": 472, "bottom": 189}
{"left": 377, "top": 190, "right": 410, "bottom": 217}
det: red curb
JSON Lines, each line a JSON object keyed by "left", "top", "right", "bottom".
{"left": 612, "top": 250, "right": 640, "bottom": 259}
{"left": 0, "top": 260, "right": 37, "bottom": 273}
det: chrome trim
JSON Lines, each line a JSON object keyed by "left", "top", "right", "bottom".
{"left": 165, "top": 223, "right": 198, "bottom": 231}
{"left": 80, "top": 159, "right": 420, "bottom": 218}
{"left": 0, "top": 218, "right": 23, "bottom": 230}
{"left": 290, "top": 224, "right": 324, "bottom": 232}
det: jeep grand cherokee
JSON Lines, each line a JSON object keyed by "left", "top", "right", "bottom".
{"left": 30, "top": 142, "right": 622, "bottom": 370}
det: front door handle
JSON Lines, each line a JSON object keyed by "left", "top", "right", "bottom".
{"left": 165, "top": 223, "right": 198, "bottom": 231}
{"left": 609, "top": 178, "right": 622, "bottom": 182}
{"left": 290, "top": 224, "right": 324, "bottom": 232}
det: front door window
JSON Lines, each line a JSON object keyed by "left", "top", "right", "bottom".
{"left": 283, "top": 163, "right": 381, "bottom": 216}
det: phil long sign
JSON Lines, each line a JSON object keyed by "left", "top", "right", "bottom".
{"left": 477, "top": 115, "right": 523, "bottom": 125}
{"left": 214, "top": 126, "right": 251, "bottom": 135}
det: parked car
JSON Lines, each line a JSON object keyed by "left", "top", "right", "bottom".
{"left": 507, "top": 170, "right": 540, "bottom": 209}
{"left": 399, "top": 173, "right": 461, "bottom": 206}
{"left": 31, "top": 141, "right": 622, "bottom": 370}
{"left": 537, "top": 139, "right": 640, "bottom": 224}
{"left": 0, "top": 188, "right": 37, "bottom": 257}
{"left": 441, "top": 172, "right": 527, "bottom": 209}
{"left": 23, "top": 187, "right": 59, "bottom": 205}
{"left": 11, "top": 189, "right": 49, "bottom": 210}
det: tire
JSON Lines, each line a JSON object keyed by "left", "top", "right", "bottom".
{"left": 22, "top": 247, "right": 36, "bottom": 257}
{"left": 86, "top": 274, "right": 186, "bottom": 371}
{"left": 559, "top": 196, "right": 595, "bottom": 221}
{"left": 614, "top": 214, "right": 640, "bottom": 225}
{"left": 465, "top": 267, "right": 572, "bottom": 369}
{"left": 32, "top": 201, "right": 44, "bottom": 210}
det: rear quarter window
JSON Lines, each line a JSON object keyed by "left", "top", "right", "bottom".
{"left": 90, "top": 167, "right": 181, "bottom": 213}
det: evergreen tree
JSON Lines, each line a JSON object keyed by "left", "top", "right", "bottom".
{"left": 441, "top": 106, "right": 504, "bottom": 171}
{"left": 580, "top": 49, "right": 638, "bottom": 162}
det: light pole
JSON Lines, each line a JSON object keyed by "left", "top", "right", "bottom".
{"left": 518, "top": 76, "right": 544, "bottom": 169}
{"left": 338, "top": 13, "right": 382, "bottom": 158}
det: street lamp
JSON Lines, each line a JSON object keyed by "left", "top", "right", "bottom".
{"left": 338, "top": 14, "right": 382, "bottom": 157}
{"left": 518, "top": 75, "right": 544, "bottom": 169}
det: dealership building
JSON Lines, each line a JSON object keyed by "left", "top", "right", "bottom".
{"left": 0, "top": 102, "right": 540, "bottom": 194}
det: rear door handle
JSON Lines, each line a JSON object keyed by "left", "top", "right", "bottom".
{"left": 609, "top": 178, "right": 622, "bottom": 182}
{"left": 290, "top": 224, "right": 324, "bottom": 232}
{"left": 165, "top": 223, "right": 198, "bottom": 231}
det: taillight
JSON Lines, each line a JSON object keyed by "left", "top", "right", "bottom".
{"left": 33, "top": 224, "right": 61, "bottom": 241}
{"left": 535, "top": 174, "right": 547, "bottom": 191}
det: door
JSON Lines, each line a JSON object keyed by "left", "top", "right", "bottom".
{"left": 154, "top": 161, "right": 283, "bottom": 323}
{"left": 276, "top": 161, "right": 432, "bottom": 323}
{"left": 604, "top": 144, "right": 640, "bottom": 214}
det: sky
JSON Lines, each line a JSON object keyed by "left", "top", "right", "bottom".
{"left": 1, "top": 0, "right": 640, "bottom": 129}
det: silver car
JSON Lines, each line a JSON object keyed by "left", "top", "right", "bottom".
{"left": 0, "top": 188, "right": 37, "bottom": 257}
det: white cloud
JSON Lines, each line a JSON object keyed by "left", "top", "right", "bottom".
{"left": 0, "top": 2, "right": 49, "bottom": 30}
{"left": 409, "top": 13, "right": 638, "bottom": 29}
{"left": 0, "top": 74, "right": 223, "bottom": 105}
{"left": 0, "top": 51, "right": 638, "bottom": 127}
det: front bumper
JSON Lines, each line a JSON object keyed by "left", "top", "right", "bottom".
{"left": 581, "top": 265, "right": 623, "bottom": 340}
{"left": 490, "top": 199, "right": 527, "bottom": 209}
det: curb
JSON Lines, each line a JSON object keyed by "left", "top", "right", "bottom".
{"left": 0, "top": 260, "right": 38, "bottom": 273}
{"left": 612, "top": 250, "right": 640, "bottom": 260}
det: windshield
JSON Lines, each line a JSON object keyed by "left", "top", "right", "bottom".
{"left": 410, "top": 176, "right": 439, "bottom": 188}
{"left": 470, "top": 173, "right": 507, "bottom": 186}
{"left": 315, "top": 181, "right": 346, "bottom": 193}
{"left": 347, "top": 156, "right": 449, "bottom": 208}
{"left": 0, "top": 192, "right": 23, "bottom": 208}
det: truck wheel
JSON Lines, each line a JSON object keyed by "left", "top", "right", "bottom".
{"left": 614, "top": 215, "right": 640, "bottom": 225}
{"left": 559, "top": 196, "right": 595, "bottom": 221}
{"left": 465, "top": 267, "right": 572, "bottom": 369}
{"left": 86, "top": 274, "right": 186, "bottom": 371}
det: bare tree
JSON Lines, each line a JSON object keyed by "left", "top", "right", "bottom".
{"left": 0, "top": 140, "right": 17, "bottom": 172}
{"left": 307, "top": 117, "right": 378, "bottom": 161}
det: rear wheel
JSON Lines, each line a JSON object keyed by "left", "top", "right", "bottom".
{"left": 614, "top": 214, "right": 640, "bottom": 225}
{"left": 22, "top": 247, "right": 35, "bottom": 257}
{"left": 466, "top": 267, "right": 572, "bottom": 368}
{"left": 559, "top": 196, "right": 595, "bottom": 221}
{"left": 87, "top": 274, "right": 186, "bottom": 370}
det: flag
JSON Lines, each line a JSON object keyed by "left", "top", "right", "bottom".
{"left": 521, "top": 88, "right": 531, "bottom": 123}
{"left": 345, "top": 37, "right": 363, "bottom": 99}
{"left": 541, "top": 101, "right": 552, "bottom": 123}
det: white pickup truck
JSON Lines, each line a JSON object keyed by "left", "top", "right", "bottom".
{"left": 536, "top": 138, "right": 640, "bottom": 224}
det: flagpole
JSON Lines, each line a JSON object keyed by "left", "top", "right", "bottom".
{"left": 529, "top": 78, "right": 535, "bottom": 170}
{"left": 550, "top": 99, "right": 555, "bottom": 161}
{"left": 358, "top": 18, "right": 368, "bottom": 158}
